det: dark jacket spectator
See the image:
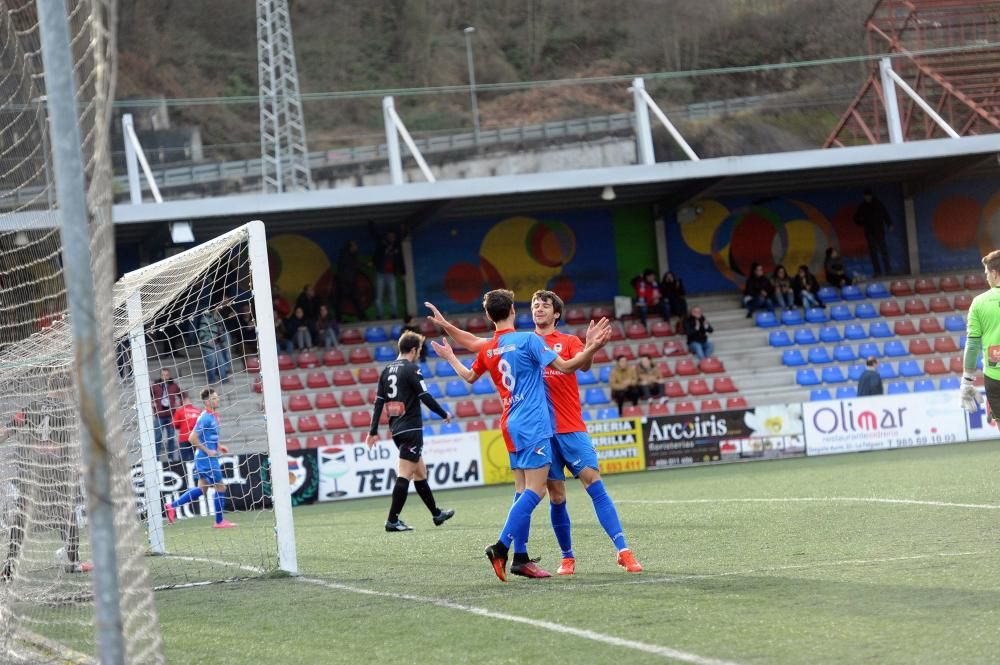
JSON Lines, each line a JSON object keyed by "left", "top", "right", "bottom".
{"left": 743, "top": 263, "right": 775, "bottom": 318}
{"left": 857, "top": 357, "right": 884, "bottom": 397}
{"left": 335, "top": 240, "right": 367, "bottom": 321}
{"left": 660, "top": 271, "right": 688, "bottom": 321}
{"left": 824, "top": 248, "right": 853, "bottom": 288}
{"left": 295, "top": 284, "right": 321, "bottom": 320}
{"left": 315, "top": 304, "right": 339, "bottom": 349}
{"left": 854, "top": 189, "right": 894, "bottom": 277}
{"left": 771, "top": 265, "right": 794, "bottom": 309}
{"left": 285, "top": 307, "right": 314, "bottom": 351}
{"left": 151, "top": 368, "right": 182, "bottom": 418}
{"left": 793, "top": 265, "right": 823, "bottom": 309}
{"left": 682, "top": 306, "right": 714, "bottom": 359}
{"left": 369, "top": 223, "right": 404, "bottom": 320}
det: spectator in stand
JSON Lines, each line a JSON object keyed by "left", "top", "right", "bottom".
{"left": 631, "top": 276, "right": 650, "bottom": 330}
{"left": 793, "top": 265, "right": 823, "bottom": 310}
{"left": 197, "top": 307, "right": 229, "bottom": 384}
{"left": 635, "top": 355, "right": 663, "bottom": 402}
{"left": 854, "top": 188, "right": 894, "bottom": 277}
{"left": 335, "top": 240, "right": 367, "bottom": 322}
{"left": 771, "top": 265, "right": 795, "bottom": 310}
{"left": 659, "top": 271, "right": 688, "bottom": 325}
{"left": 643, "top": 269, "right": 669, "bottom": 320}
{"left": 824, "top": 247, "right": 853, "bottom": 289}
{"left": 743, "top": 262, "right": 775, "bottom": 318}
{"left": 151, "top": 368, "right": 182, "bottom": 461}
{"left": 272, "top": 288, "right": 291, "bottom": 321}
{"left": 609, "top": 355, "right": 639, "bottom": 416}
{"left": 285, "top": 306, "right": 314, "bottom": 351}
{"left": 216, "top": 299, "right": 236, "bottom": 377}
{"left": 235, "top": 304, "right": 258, "bottom": 357}
{"left": 172, "top": 391, "right": 201, "bottom": 462}
{"left": 683, "top": 306, "right": 715, "bottom": 360}
{"left": 370, "top": 221, "right": 405, "bottom": 320}
{"left": 295, "top": 284, "right": 321, "bottom": 320}
{"left": 274, "top": 308, "right": 293, "bottom": 354}
{"left": 314, "top": 304, "right": 339, "bottom": 349}
{"left": 857, "top": 356, "right": 884, "bottom": 397}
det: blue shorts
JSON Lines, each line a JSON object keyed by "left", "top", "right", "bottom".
{"left": 194, "top": 456, "right": 223, "bottom": 484}
{"left": 548, "top": 431, "right": 599, "bottom": 481}
{"left": 508, "top": 439, "right": 552, "bottom": 470}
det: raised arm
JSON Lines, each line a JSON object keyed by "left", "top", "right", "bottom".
{"left": 430, "top": 338, "right": 480, "bottom": 383}
{"left": 425, "top": 301, "right": 488, "bottom": 352}
{"left": 550, "top": 318, "right": 612, "bottom": 374}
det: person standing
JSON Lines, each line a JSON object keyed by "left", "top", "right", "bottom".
{"left": 370, "top": 221, "right": 404, "bottom": 320}
{"left": 335, "top": 240, "right": 367, "bottom": 322}
{"left": 683, "top": 306, "right": 715, "bottom": 360}
{"left": 854, "top": 189, "right": 894, "bottom": 277}
{"left": 151, "top": 368, "right": 182, "bottom": 461}
{"left": 960, "top": 250, "right": 1000, "bottom": 417}
{"left": 366, "top": 331, "right": 454, "bottom": 532}
{"left": 857, "top": 357, "right": 884, "bottom": 397}
{"left": 197, "top": 309, "right": 229, "bottom": 384}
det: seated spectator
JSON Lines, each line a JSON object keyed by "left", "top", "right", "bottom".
{"left": 824, "top": 247, "right": 853, "bottom": 289}
{"left": 793, "top": 265, "right": 823, "bottom": 309}
{"left": 635, "top": 355, "right": 663, "bottom": 401}
{"left": 274, "top": 308, "right": 293, "bottom": 354}
{"left": 295, "top": 284, "right": 321, "bottom": 320}
{"left": 272, "top": 287, "right": 291, "bottom": 320}
{"left": 285, "top": 306, "right": 314, "bottom": 351}
{"left": 660, "top": 271, "right": 688, "bottom": 324}
{"left": 609, "top": 355, "right": 639, "bottom": 415}
{"left": 643, "top": 269, "right": 669, "bottom": 320}
{"left": 771, "top": 265, "right": 795, "bottom": 310}
{"left": 857, "top": 356, "right": 883, "bottom": 396}
{"left": 743, "top": 262, "right": 775, "bottom": 318}
{"left": 631, "top": 275, "right": 650, "bottom": 329}
{"left": 683, "top": 306, "right": 714, "bottom": 359}
{"left": 314, "top": 304, "right": 340, "bottom": 349}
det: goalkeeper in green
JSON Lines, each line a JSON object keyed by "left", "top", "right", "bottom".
{"left": 961, "top": 250, "right": 1000, "bottom": 418}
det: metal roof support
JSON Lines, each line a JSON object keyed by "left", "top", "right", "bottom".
{"left": 631, "top": 78, "right": 656, "bottom": 165}
{"left": 123, "top": 113, "right": 193, "bottom": 243}
{"left": 629, "top": 78, "right": 700, "bottom": 161}
{"left": 382, "top": 96, "right": 437, "bottom": 184}
{"left": 879, "top": 59, "right": 905, "bottom": 144}
{"left": 882, "top": 59, "right": 960, "bottom": 139}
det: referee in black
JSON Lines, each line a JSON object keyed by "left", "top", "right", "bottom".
{"left": 366, "top": 331, "right": 455, "bottom": 532}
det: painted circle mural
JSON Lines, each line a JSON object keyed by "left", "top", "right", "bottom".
{"left": 933, "top": 195, "right": 981, "bottom": 250}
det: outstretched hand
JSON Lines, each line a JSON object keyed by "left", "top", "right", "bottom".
{"left": 425, "top": 301, "right": 446, "bottom": 326}
{"left": 585, "top": 317, "right": 613, "bottom": 349}
{"left": 431, "top": 337, "right": 455, "bottom": 360}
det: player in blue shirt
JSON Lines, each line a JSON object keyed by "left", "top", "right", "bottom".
{"left": 164, "top": 388, "right": 236, "bottom": 528}
{"left": 433, "top": 289, "right": 610, "bottom": 581}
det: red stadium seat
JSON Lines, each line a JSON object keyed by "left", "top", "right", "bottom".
{"left": 280, "top": 374, "right": 304, "bottom": 391}
{"left": 700, "top": 399, "right": 722, "bottom": 412}
{"left": 466, "top": 316, "right": 490, "bottom": 333}
{"left": 939, "top": 276, "right": 962, "bottom": 292}
{"left": 332, "top": 369, "right": 356, "bottom": 386}
{"left": 349, "top": 411, "right": 371, "bottom": 429}
{"left": 675, "top": 359, "right": 699, "bottom": 376}
{"left": 419, "top": 320, "right": 441, "bottom": 337}
{"left": 296, "top": 415, "right": 321, "bottom": 433}
{"left": 288, "top": 395, "right": 312, "bottom": 412}
{"left": 591, "top": 306, "right": 613, "bottom": 320}
{"left": 665, "top": 381, "right": 687, "bottom": 398}
{"left": 965, "top": 274, "right": 987, "bottom": 290}
{"left": 339, "top": 328, "right": 363, "bottom": 345}
{"left": 663, "top": 340, "right": 687, "bottom": 356}
{"left": 924, "top": 358, "right": 947, "bottom": 375}
{"left": 609, "top": 323, "right": 626, "bottom": 342}
{"left": 611, "top": 345, "right": 635, "bottom": 361}
{"left": 284, "top": 417, "right": 294, "bottom": 434}
{"left": 725, "top": 396, "right": 749, "bottom": 409}
{"left": 564, "top": 308, "right": 587, "bottom": 325}
{"left": 651, "top": 320, "right": 673, "bottom": 337}
{"left": 712, "top": 377, "right": 737, "bottom": 393}
{"left": 914, "top": 278, "right": 937, "bottom": 294}
{"left": 277, "top": 353, "right": 295, "bottom": 371}
{"left": 323, "top": 349, "right": 346, "bottom": 366}
{"left": 908, "top": 339, "right": 932, "bottom": 355}
{"left": 245, "top": 356, "right": 260, "bottom": 373}
{"left": 331, "top": 432, "right": 355, "bottom": 445}
{"left": 306, "top": 371, "right": 330, "bottom": 389}
{"left": 673, "top": 401, "right": 696, "bottom": 414}
{"left": 482, "top": 398, "right": 503, "bottom": 415}
{"left": 621, "top": 405, "right": 643, "bottom": 417}
{"left": 700, "top": 357, "right": 724, "bottom": 373}
{"left": 919, "top": 318, "right": 943, "bottom": 334}
{"left": 324, "top": 413, "right": 348, "bottom": 430}
{"left": 904, "top": 299, "right": 928, "bottom": 316}
{"left": 687, "top": 379, "right": 711, "bottom": 396}
{"left": 340, "top": 390, "right": 364, "bottom": 407}
{"left": 455, "top": 400, "right": 479, "bottom": 418}
{"left": 954, "top": 294, "right": 973, "bottom": 311}
{"left": 657, "top": 361, "right": 674, "bottom": 379}
{"left": 626, "top": 323, "right": 649, "bottom": 340}
{"left": 879, "top": 300, "right": 902, "bottom": 317}
{"left": 358, "top": 367, "right": 380, "bottom": 384}
{"left": 949, "top": 356, "right": 964, "bottom": 374}
{"left": 928, "top": 296, "right": 952, "bottom": 313}
{"left": 889, "top": 280, "right": 913, "bottom": 297}
{"left": 305, "top": 435, "right": 328, "bottom": 449}
{"left": 893, "top": 320, "right": 917, "bottom": 336}
{"left": 464, "top": 420, "right": 488, "bottom": 432}
{"left": 592, "top": 348, "right": 612, "bottom": 364}
{"left": 637, "top": 342, "right": 661, "bottom": 359}
{"left": 366, "top": 388, "right": 378, "bottom": 403}
{"left": 490, "top": 418, "right": 502, "bottom": 430}
{"left": 647, "top": 401, "right": 670, "bottom": 416}
{"left": 297, "top": 351, "right": 320, "bottom": 368}
{"left": 285, "top": 436, "right": 302, "bottom": 450}
{"left": 253, "top": 376, "right": 263, "bottom": 393}
{"left": 934, "top": 336, "right": 958, "bottom": 353}
{"left": 315, "top": 392, "right": 338, "bottom": 409}
{"left": 349, "top": 347, "right": 373, "bottom": 364}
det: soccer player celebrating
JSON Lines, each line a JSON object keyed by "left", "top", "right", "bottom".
{"left": 960, "top": 250, "right": 1000, "bottom": 418}
{"left": 366, "top": 331, "right": 455, "bottom": 532}
{"left": 432, "top": 289, "right": 611, "bottom": 582}
{"left": 427, "top": 292, "right": 642, "bottom": 574}
{"left": 164, "top": 388, "right": 236, "bottom": 528}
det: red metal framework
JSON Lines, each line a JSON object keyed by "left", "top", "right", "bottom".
{"left": 825, "top": 0, "right": 1000, "bottom": 147}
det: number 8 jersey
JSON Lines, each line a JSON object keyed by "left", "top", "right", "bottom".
{"left": 471, "top": 328, "right": 559, "bottom": 452}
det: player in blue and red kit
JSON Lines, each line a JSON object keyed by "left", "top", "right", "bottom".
{"left": 432, "top": 289, "right": 611, "bottom": 582}
{"left": 164, "top": 388, "right": 236, "bottom": 528}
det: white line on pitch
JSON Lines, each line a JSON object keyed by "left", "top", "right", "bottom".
{"left": 615, "top": 497, "right": 1000, "bottom": 509}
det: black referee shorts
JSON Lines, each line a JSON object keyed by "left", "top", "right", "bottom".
{"left": 392, "top": 430, "right": 424, "bottom": 463}
{"left": 984, "top": 376, "right": 1000, "bottom": 420}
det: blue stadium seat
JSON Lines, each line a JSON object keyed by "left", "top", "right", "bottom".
{"left": 898, "top": 359, "right": 923, "bottom": 377}
{"left": 939, "top": 377, "right": 960, "bottom": 390}
{"left": 419, "top": 362, "right": 433, "bottom": 377}
{"left": 596, "top": 407, "right": 618, "bottom": 420}
{"left": 821, "top": 366, "right": 846, "bottom": 383}
{"left": 365, "top": 326, "right": 389, "bottom": 343}
{"left": 445, "top": 379, "right": 470, "bottom": 398}
{"left": 425, "top": 343, "right": 438, "bottom": 358}
{"left": 878, "top": 362, "right": 898, "bottom": 379}
{"left": 944, "top": 315, "right": 965, "bottom": 332}
{"left": 866, "top": 282, "right": 890, "bottom": 298}
{"left": 960, "top": 335, "right": 967, "bottom": 349}
{"left": 807, "top": 347, "right": 833, "bottom": 364}
{"left": 830, "top": 304, "right": 854, "bottom": 321}
{"left": 847, "top": 364, "right": 865, "bottom": 381}
{"left": 913, "top": 379, "right": 936, "bottom": 392}
{"left": 796, "top": 369, "right": 821, "bottom": 386}
{"left": 581, "top": 409, "right": 593, "bottom": 421}
{"left": 883, "top": 340, "right": 908, "bottom": 357}
{"left": 854, "top": 303, "right": 878, "bottom": 319}
{"left": 769, "top": 330, "right": 793, "bottom": 347}
{"left": 782, "top": 349, "right": 807, "bottom": 366}
{"left": 756, "top": 311, "right": 779, "bottom": 328}
{"left": 833, "top": 345, "right": 856, "bottom": 362}
{"left": 819, "top": 326, "right": 843, "bottom": 343}
{"left": 836, "top": 386, "right": 858, "bottom": 399}
{"left": 810, "top": 388, "right": 832, "bottom": 401}
{"left": 390, "top": 324, "right": 403, "bottom": 339}
{"left": 599, "top": 365, "right": 612, "bottom": 383}
{"left": 793, "top": 328, "right": 818, "bottom": 345}
{"left": 374, "top": 345, "right": 396, "bottom": 362}
{"left": 818, "top": 286, "right": 841, "bottom": 303}
{"left": 841, "top": 285, "right": 864, "bottom": 301}
{"left": 844, "top": 323, "right": 867, "bottom": 340}
{"left": 472, "top": 376, "right": 494, "bottom": 395}
{"left": 577, "top": 369, "right": 598, "bottom": 385}
{"left": 886, "top": 381, "right": 909, "bottom": 394}
{"left": 781, "top": 309, "right": 804, "bottom": 326}
{"left": 585, "top": 388, "right": 610, "bottom": 405}
{"left": 423, "top": 424, "right": 435, "bottom": 436}
{"left": 439, "top": 422, "right": 462, "bottom": 435}
{"left": 434, "top": 360, "right": 457, "bottom": 377}
{"left": 869, "top": 321, "right": 893, "bottom": 338}
{"left": 426, "top": 382, "right": 444, "bottom": 399}
{"left": 857, "top": 342, "right": 881, "bottom": 358}
{"left": 515, "top": 312, "right": 534, "bottom": 330}
{"left": 805, "top": 308, "right": 828, "bottom": 324}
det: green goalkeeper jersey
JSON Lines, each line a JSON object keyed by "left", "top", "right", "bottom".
{"left": 966, "top": 286, "right": 1000, "bottom": 380}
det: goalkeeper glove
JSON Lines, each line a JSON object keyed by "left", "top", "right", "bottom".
{"left": 959, "top": 374, "right": 982, "bottom": 413}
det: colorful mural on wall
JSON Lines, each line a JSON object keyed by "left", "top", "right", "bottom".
{"left": 666, "top": 187, "right": 909, "bottom": 294}
{"left": 914, "top": 177, "right": 1000, "bottom": 273}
